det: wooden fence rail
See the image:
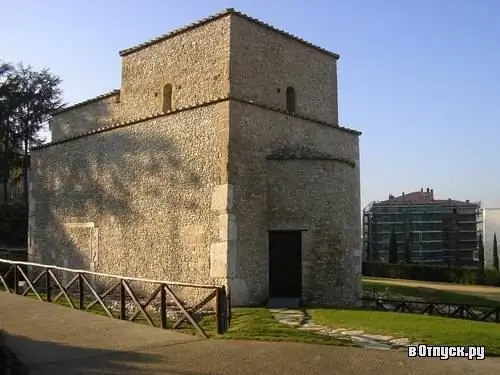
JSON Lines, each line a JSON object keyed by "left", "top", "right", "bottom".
{"left": 362, "top": 296, "right": 500, "bottom": 323}
{"left": 0, "top": 259, "right": 231, "bottom": 338}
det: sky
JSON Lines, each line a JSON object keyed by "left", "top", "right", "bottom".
{"left": 1, "top": 0, "right": 499, "bottom": 210}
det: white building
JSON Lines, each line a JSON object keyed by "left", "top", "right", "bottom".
{"left": 483, "top": 208, "right": 500, "bottom": 269}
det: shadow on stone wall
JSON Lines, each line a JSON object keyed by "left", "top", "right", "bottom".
{"left": 32, "top": 107, "right": 206, "bottom": 299}
{"left": 2, "top": 332, "right": 206, "bottom": 375}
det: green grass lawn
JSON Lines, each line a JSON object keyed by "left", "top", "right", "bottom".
{"left": 3, "top": 281, "right": 499, "bottom": 353}
{"left": 363, "top": 280, "right": 500, "bottom": 307}
{"left": 308, "top": 308, "right": 500, "bottom": 356}
{"left": 207, "top": 308, "right": 354, "bottom": 346}
{"left": 0, "top": 286, "right": 354, "bottom": 347}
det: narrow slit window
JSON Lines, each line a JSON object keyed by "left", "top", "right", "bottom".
{"left": 286, "top": 86, "right": 295, "bottom": 113}
{"left": 162, "top": 83, "right": 173, "bottom": 112}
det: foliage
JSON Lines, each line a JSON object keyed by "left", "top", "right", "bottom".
{"left": 404, "top": 237, "right": 411, "bottom": 264}
{"left": 0, "top": 203, "right": 28, "bottom": 246}
{"left": 388, "top": 225, "right": 398, "bottom": 264}
{"left": 0, "top": 60, "right": 64, "bottom": 206}
{"left": 494, "top": 233, "right": 499, "bottom": 271}
{"left": 478, "top": 232, "right": 485, "bottom": 270}
{"left": 0, "top": 60, "right": 63, "bottom": 245}
{"left": 362, "top": 261, "right": 500, "bottom": 287}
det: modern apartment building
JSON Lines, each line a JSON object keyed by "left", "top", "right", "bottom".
{"left": 363, "top": 188, "right": 482, "bottom": 267}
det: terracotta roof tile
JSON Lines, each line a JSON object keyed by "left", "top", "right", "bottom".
{"left": 377, "top": 190, "right": 476, "bottom": 206}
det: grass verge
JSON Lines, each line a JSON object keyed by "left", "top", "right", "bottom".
{"left": 363, "top": 280, "right": 500, "bottom": 307}
{"left": 308, "top": 308, "right": 500, "bottom": 356}
{"left": 4, "top": 282, "right": 498, "bottom": 353}
{"left": 0, "top": 287, "right": 354, "bottom": 347}
{"left": 206, "top": 308, "right": 355, "bottom": 346}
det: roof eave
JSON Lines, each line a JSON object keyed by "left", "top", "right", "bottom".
{"left": 118, "top": 8, "right": 340, "bottom": 60}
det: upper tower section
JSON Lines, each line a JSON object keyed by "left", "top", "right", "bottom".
{"left": 49, "top": 9, "right": 343, "bottom": 142}
{"left": 229, "top": 11, "right": 340, "bottom": 125}
{"left": 119, "top": 8, "right": 341, "bottom": 125}
{"left": 118, "top": 13, "right": 231, "bottom": 119}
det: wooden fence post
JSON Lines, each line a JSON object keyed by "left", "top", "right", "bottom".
{"left": 46, "top": 269, "right": 51, "bottom": 302}
{"left": 13, "top": 265, "right": 18, "bottom": 295}
{"left": 216, "top": 286, "right": 229, "bottom": 334}
{"left": 215, "top": 287, "right": 222, "bottom": 334}
{"left": 78, "top": 274, "right": 84, "bottom": 310}
{"left": 160, "top": 284, "right": 167, "bottom": 329}
{"left": 120, "top": 280, "right": 126, "bottom": 320}
{"left": 227, "top": 286, "right": 232, "bottom": 328}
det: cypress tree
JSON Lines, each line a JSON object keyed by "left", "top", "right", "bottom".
{"left": 404, "top": 237, "right": 412, "bottom": 264}
{"left": 389, "top": 226, "right": 398, "bottom": 264}
{"left": 478, "top": 232, "right": 485, "bottom": 270}
{"left": 494, "top": 233, "right": 499, "bottom": 271}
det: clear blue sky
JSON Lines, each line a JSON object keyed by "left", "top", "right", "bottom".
{"left": 2, "top": 0, "right": 499, "bottom": 209}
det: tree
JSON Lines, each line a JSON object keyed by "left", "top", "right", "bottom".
{"left": 0, "top": 62, "right": 63, "bottom": 206}
{"left": 404, "top": 236, "right": 411, "bottom": 264}
{"left": 478, "top": 232, "right": 485, "bottom": 270}
{"left": 389, "top": 225, "right": 398, "bottom": 264}
{"left": 494, "top": 233, "right": 499, "bottom": 271}
{"left": 9, "top": 64, "right": 63, "bottom": 206}
{"left": 0, "top": 61, "right": 22, "bottom": 203}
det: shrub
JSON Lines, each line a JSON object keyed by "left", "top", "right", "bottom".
{"left": 362, "top": 261, "right": 500, "bottom": 287}
{"left": 0, "top": 203, "right": 28, "bottom": 247}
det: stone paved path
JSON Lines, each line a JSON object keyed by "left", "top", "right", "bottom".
{"left": 270, "top": 309, "right": 419, "bottom": 350}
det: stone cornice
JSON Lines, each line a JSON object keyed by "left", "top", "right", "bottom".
{"left": 52, "top": 90, "right": 120, "bottom": 116}
{"left": 35, "top": 97, "right": 360, "bottom": 150}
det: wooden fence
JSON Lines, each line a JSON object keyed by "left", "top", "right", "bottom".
{"left": 362, "top": 296, "right": 500, "bottom": 323}
{"left": 0, "top": 259, "right": 231, "bottom": 338}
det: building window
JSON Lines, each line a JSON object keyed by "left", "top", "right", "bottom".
{"left": 286, "top": 86, "right": 295, "bottom": 113}
{"left": 162, "top": 83, "right": 173, "bottom": 112}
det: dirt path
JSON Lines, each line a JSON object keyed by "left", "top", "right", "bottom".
{"left": 364, "top": 277, "right": 500, "bottom": 302}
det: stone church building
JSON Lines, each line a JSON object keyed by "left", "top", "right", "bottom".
{"left": 29, "top": 9, "right": 362, "bottom": 306}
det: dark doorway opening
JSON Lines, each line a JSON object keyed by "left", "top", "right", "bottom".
{"left": 268, "top": 230, "right": 302, "bottom": 299}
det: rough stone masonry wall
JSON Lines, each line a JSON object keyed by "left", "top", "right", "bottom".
{"left": 119, "top": 16, "right": 230, "bottom": 119}
{"left": 229, "top": 15, "right": 339, "bottom": 125}
{"left": 266, "top": 159, "right": 361, "bottom": 305}
{"left": 50, "top": 15, "right": 230, "bottom": 142}
{"left": 228, "top": 101, "right": 361, "bottom": 306}
{"left": 50, "top": 92, "right": 122, "bottom": 142}
{"left": 30, "top": 103, "right": 230, "bottom": 302}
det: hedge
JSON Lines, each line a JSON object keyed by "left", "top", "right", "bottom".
{"left": 0, "top": 203, "right": 28, "bottom": 247}
{"left": 362, "top": 261, "right": 500, "bottom": 287}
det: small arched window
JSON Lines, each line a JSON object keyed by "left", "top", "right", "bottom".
{"left": 162, "top": 83, "right": 173, "bottom": 112}
{"left": 286, "top": 86, "right": 295, "bottom": 113}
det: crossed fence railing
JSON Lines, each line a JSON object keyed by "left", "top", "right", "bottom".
{"left": 0, "top": 258, "right": 231, "bottom": 338}
{"left": 362, "top": 288, "right": 500, "bottom": 323}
